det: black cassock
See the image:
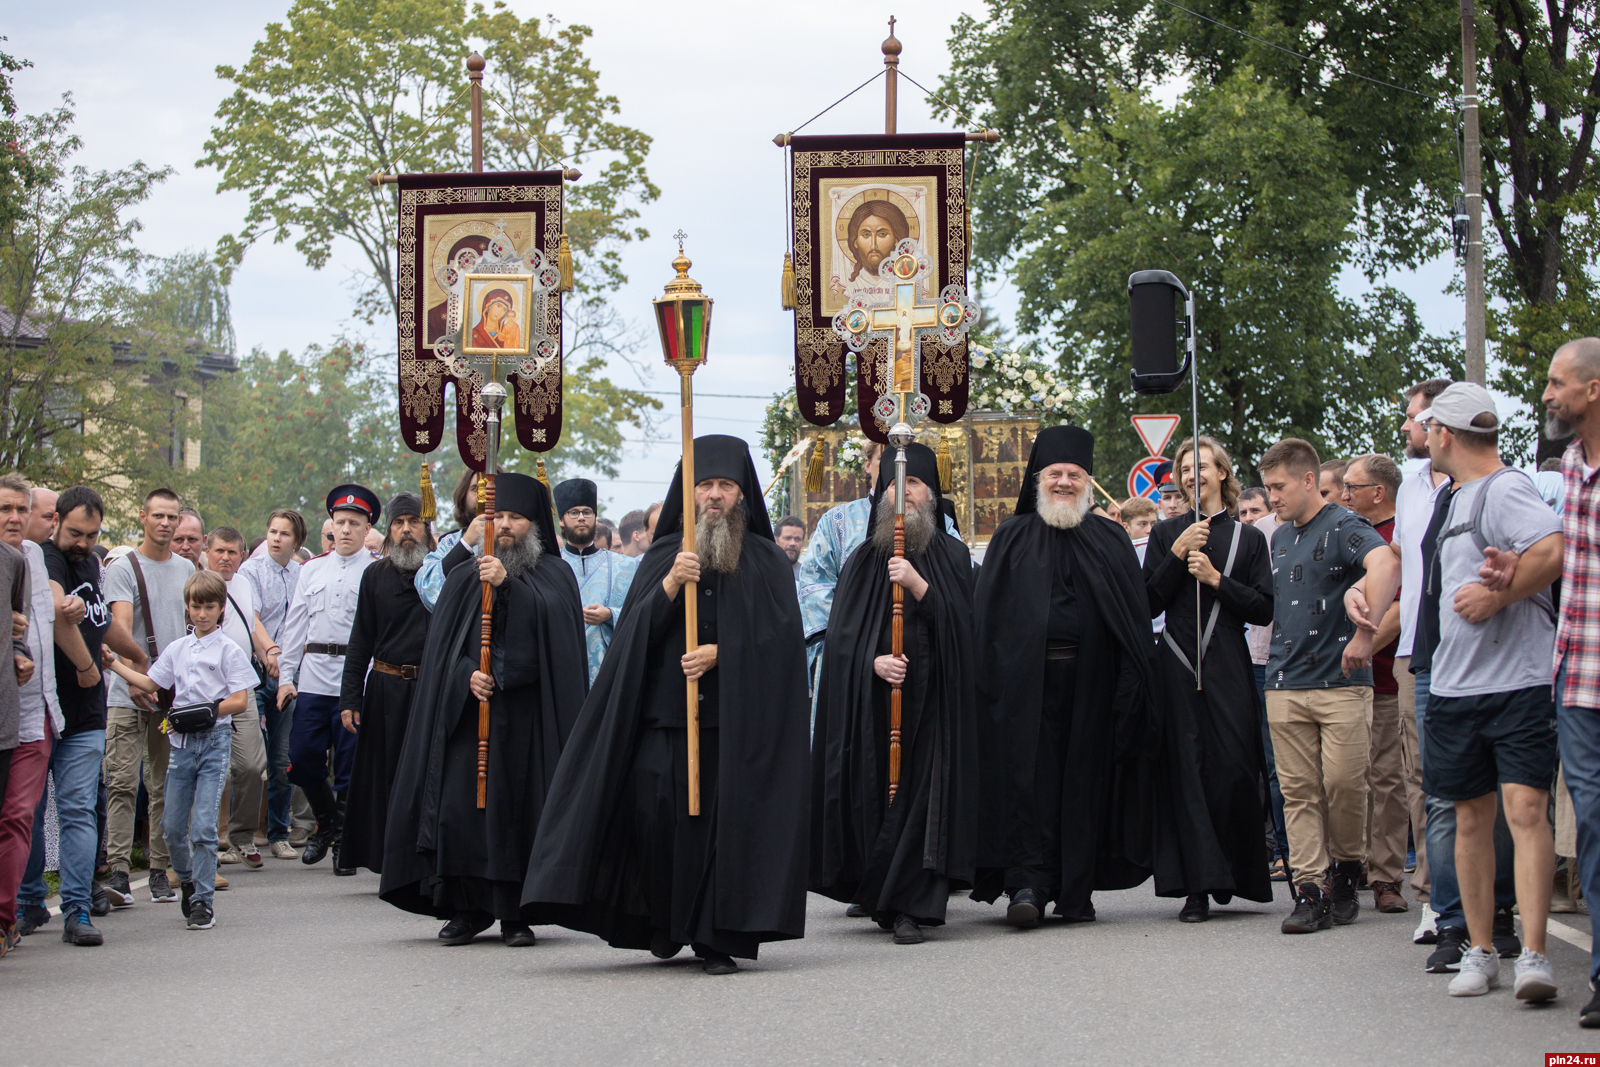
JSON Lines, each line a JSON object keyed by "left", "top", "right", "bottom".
{"left": 522, "top": 439, "right": 810, "bottom": 960}
{"left": 971, "top": 512, "right": 1157, "bottom": 918}
{"left": 809, "top": 526, "right": 978, "bottom": 926}
{"left": 338, "top": 558, "right": 429, "bottom": 873}
{"left": 379, "top": 539, "right": 587, "bottom": 921}
{"left": 1144, "top": 510, "right": 1274, "bottom": 904}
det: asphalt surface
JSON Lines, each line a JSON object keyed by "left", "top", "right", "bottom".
{"left": 9, "top": 858, "right": 1600, "bottom": 1067}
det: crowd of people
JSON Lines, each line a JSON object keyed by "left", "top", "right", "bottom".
{"left": 4, "top": 340, "right": 1600, "bottom": 1028}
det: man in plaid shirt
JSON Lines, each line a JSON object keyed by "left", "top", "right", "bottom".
{"left": 1542, "top": 337, "right": 1600, "bottom": 1029}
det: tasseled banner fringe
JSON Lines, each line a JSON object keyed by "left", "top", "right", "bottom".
{"left": 780, "top": 252, "right": 795, "bottom": 310}
{"left": 419, "top": 460, "right": 437, "bottom": 522}
{"left": 936, "top": 433, "right": 953, "bottom": 493}
{"left": 803, "top": 438, "right": 826, "bottom": 493}
{"left": 558, "top": 233, "right": 575, "bottom": 293}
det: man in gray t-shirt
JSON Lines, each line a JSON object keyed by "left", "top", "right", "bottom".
{"left": 101, "top": 489, "right": 194, "bottom": 905}
{"left": 1418, "top": 382, "right": 1564, "bottom": 1000}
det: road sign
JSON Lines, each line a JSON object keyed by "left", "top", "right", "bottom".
{"left": 1127, "top": 456, "right": 1166, "bottom": 501}
{"left": 1131, "top": 413, "right": 1182, "bottom": 457}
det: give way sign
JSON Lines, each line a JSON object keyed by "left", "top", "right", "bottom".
{"left": 1130, "top": 414, "right": 1182, "bottom": 457}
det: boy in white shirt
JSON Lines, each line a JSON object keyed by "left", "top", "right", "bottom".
{"left": 108, "top": 572, "right": 257, "bottom": 930}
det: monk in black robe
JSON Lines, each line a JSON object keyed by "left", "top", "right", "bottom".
{"left": 522, "top": 435, "right": 809, "bottom": 975}
{"left": 810, "top": 443, "right": 978, "bottom": 945}
{"left": 337, "top": 492, "right": 434, "bottom": 876}
{"left": 1144, "top": 435, "right": 1274, "bottom": 920}
{"left": 380, "top": 474, "right": 587, "bottom": 946}
{"left": 971, "top": 426, "right": 1157, "bottom": 925}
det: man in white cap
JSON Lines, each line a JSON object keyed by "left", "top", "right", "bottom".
{"left": 1415, "top": 382, "right": 1562, "bottom": 1002}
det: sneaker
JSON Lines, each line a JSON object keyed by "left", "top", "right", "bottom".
{"left": 287, "top": 827, "right": 311, "bottom": 847}
{"left": 237, "top": 843, "right": 263, "bottom": 869}
{"left": 179, "top": 881, "right": 195, "bottom": 920}
{"left": 269, "top": 840, "right": 299, "bottom": 860}
{"left": 1330, "top": 860, "right": 1362, "bottom": 925}
{"left": 1427, "top": 926, "right": 1470, "bottom": 973}
{"left": 1514, "top": 950, "right": 1558, "bottom": 1003}
{"left": 1581, "top": 988, "right": 1600, "bottom": 1028}
{"left": 90, "top": 884, "right": 110, "bottom": 917}
{"left": 186, "top": 899, "right": 214, "bottom": 931}
{"left": 148, "top": 870, "right": 175, "bottom": 903}
{"left": 60, "top": 909, "right": 104, "bottom": 947}
{"left": 1372, "top": 880, "right": 1409, "bottom": 913}
{"left": 1414, "top": 903, "right": 1440, "bottom": 945}
{"left": 1282, "top": 882, "right": 1332, "bottom": 934}
{"left": 1405, "top": 848, "right": 1417, "bottom": 873}
{"left": 217, "top": 844, "right": 243, "bottom": 865}
{"left": 1448, "top": 945, "right": 1501, "bottom": 996}
{"left": 0, "top": 922, "right": 17, "bottom": 958}
{"left": 1493, "top": 905, "right": 1522, "bottom": 957}
{"left": 15, "top": 902, "right": 50, "bottom": 936}
{"left": 104, "top": 871, "right": 135, "bottom": 908}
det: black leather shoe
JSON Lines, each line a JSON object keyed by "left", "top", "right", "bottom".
{"left": 60, "top": 910, "right": 104, "bottom": 946}
{"left": 1179, "top": 893, "right": 1210, "bottom": 923}
{"left": 892, "top": 914, "right": 925, "bottom": 945}
{"left": 300, "top": 831, "right": 332, "bottom": 866}
{"left": 1006, "top": 888, "right": 1044, "bottom": 929}
{"left": 1581, "top": 988, "right": 1600, "bottom": 1029}
{"left": 845, "top": 903, "right": 870, "bottom": 918}
{"left": 701, "top": 950, "right": 738, "bottom": 975}
{"left": 650, "top": 930, "right": 684, "bottom": 959}
{"left": 438, "top": 911, "right": 494, "bottom": 945}
{"left": 501, "top": 923, "right": 536, "bottom": 947}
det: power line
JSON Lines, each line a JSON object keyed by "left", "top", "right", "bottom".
{"left": 639, "top": 390, "right": 775, "bottom": 399}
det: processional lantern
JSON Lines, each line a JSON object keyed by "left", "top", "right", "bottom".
{"left": 652, "top": 233, "right": 713, "bottom": 817}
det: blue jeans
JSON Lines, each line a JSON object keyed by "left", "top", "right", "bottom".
{"left": 260, "top": 688, "right": 293, "bottom": 842}
{"left": 1556, "top": 669, "right": 1600, "bottom": 982}
{"left": 287, "top": 692, "right": 357, "bottom": 824}
{"left": 1254, "top": 665, "right": 1288, "bottom": 859}
{"left": 18, "top": 730, "right": 105, "bottom": 919}
{"left": 161, "top": 725, "right": 231, "bottom": 907}
{"left": 1416, "top": 669, "right": 1515, "bottom": 928}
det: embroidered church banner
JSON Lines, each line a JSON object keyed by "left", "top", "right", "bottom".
{"left": 395, "top": 171, "right": 565, "bottom": 469}
{"left": 788, "top": 133, "right": 969, "bottom": 442}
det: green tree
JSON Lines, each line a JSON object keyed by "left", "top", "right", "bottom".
{"left": 0, "top": 41, "right": 36, "bottom": 243}
{"left": 979, "top": 74, "right": 1459, "bottom": 481}
{"left": 0, "top": 99, "right": 192, "bottom": 512}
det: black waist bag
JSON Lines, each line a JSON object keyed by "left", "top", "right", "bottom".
{"left": 165, "top": 701, "right": 219, "bottom": 734}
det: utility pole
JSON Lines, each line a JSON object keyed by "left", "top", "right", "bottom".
{"left": 1461, "top": 0, "right": 1486, "bottom": 385}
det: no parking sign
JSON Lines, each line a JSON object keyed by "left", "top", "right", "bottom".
{"left": 1127, "top": 456, "right": 1166, "bottom": 501}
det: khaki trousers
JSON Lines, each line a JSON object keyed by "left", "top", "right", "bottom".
{"left": 104, "top": 704, "right": 170, "bottom": 874}
{"left": 1366, "top": 692, "right": 1410, "bottom": 883}
{"left": 1267, "top": 687, "right": 1372, "bottom": 887}
{"left": 1393, "top": 658, "right": 1429, "bottom": 897}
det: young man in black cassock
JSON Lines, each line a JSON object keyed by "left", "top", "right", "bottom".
{"left": 971, "top": 426, "right": 1158, "bottom": 926}
{"left": 336, "top": 492, "right": 434, "bottom": 876}
{"left": 379, "top": 474, "right": 586, "bottom": 946}
{"left": 521, "top": 435, "right": 810, "bottom": 975}
{"left": 1143, "top": 436, "right": 1275, "bottom": 921}
{"left": 809, "top": 442, "right": 978, "bottom": 945}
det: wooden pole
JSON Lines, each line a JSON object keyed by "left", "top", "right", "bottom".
{"left": 1460, "top": 0, "right": 1486, "bottom": 384}
{"left": 468, "top": 52, "right": 484, "bottom": 174}
{"left": 888, "top": 396, "right": 910, "bottom": 805}
{"left": 883, "top": 18, "right": 899, "bottom": 136}
{"left": 476, "top": 380, "right": 505, "bottom": 808}
{"left": 679, "top": 363, "right": 701, "bottom": 816}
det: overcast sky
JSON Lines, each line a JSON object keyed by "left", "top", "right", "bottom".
{"left": 7, "top": 2, "right": 1463, "bottom": 515}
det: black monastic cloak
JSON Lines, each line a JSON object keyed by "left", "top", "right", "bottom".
{"left": 1144, "top": 509, "right": 1274, "bottom": 903}
{"left": 379, "top": 475, "right": 588, "bottom": 919}
{"left": 339, "top": 557, "right": 430, "bottom": 873}
{"left": 971, "top": 427, "right": 1158, "bottom": 915}
{"left": 521, "top": 436, "right": 810, "bottom": 958}
{"left": 810, "top": 443, "right": 979, "bottom": 924}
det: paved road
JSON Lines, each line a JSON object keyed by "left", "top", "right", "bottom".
{"left": 9, "top": 859, "right": 1600, "bottom": 1066}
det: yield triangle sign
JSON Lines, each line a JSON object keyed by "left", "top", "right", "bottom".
{"left": 1131, "top": 414, "right": 1182, "bottom": 457}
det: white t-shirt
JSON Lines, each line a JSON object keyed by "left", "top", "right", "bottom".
{"left": 218, "top": 573, "right": 257, "bottom": 661}
{"left": 1393, "top": 460, "right": 1450, "bottom": 658}
{"left": 1133, "top": 537, "right": 1163, "bottom": 634}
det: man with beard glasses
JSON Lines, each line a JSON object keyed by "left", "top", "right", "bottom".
{"left": 382, "top": 475, "right": 586, "bottom": 947}
{"left": 554, "top": 479, "right": 635, "bottom": 683}
{"left": 523, "top": 436, "right": 810, "bottom": 975}
{"left": 970, "top": 426, "right": 1161, "bottom": 927}
{"left": 809, "top": 442, "right": 979, "bottom": 945}
{"left": 338, "top": 493, "right": 435, "bottom": 875}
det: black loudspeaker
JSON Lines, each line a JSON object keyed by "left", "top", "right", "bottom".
{"left": 1128, "top": 269, "right": 1192, "bottom": 395}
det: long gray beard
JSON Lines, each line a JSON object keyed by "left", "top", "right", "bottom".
{"left": 872, "top": 496, "right": 936, "bottom": 556}
{"left": 1036, "top": 482, "right": 1093, "bottom": 530}
{"left": 389, "top": 539, "right": 428, "bottom": 572}
{"left": 1547, "top": 412, "right": 1576, "bottom": 441}
{"left": 495, "top": 528, "right": 544, "bottom": 579}
{"left": 696, "top": 503, "right": 746, "bottom": 574}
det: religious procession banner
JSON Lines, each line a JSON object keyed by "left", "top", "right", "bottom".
{"left": 395, "top": 170, "right": 567, "bottom": 470}
{"left": 791, "top": 412, "right": 1039, "bottom": 545}
{"left": 787, "top": 133, "right": 971, "bottom": 440}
